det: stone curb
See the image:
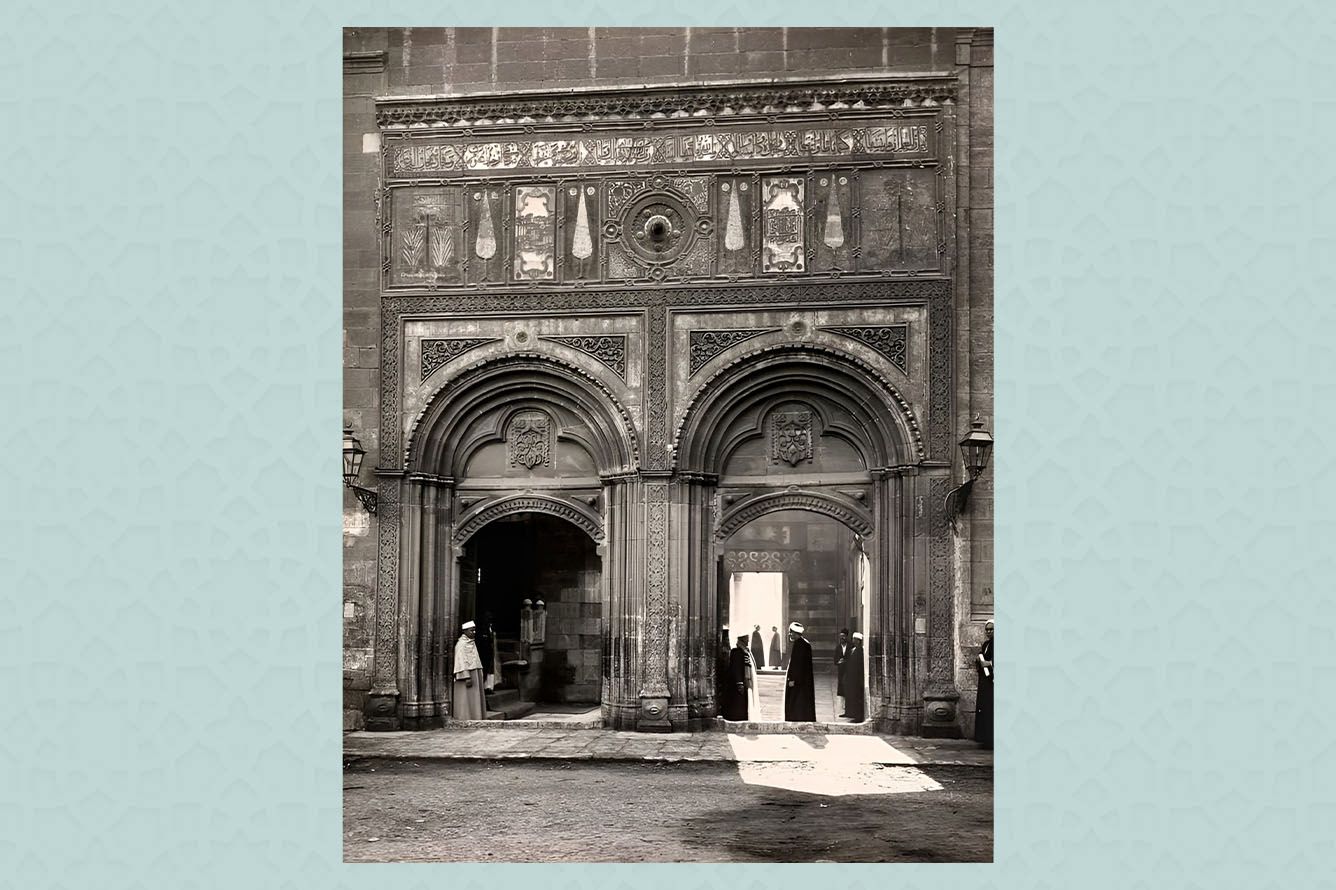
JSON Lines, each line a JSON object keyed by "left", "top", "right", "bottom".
{"left": 343, "top": 752, "right": 992, "bottom": 767}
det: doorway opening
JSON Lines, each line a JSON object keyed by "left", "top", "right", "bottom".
{"left": 718, "top": 509, "right": 870, "bottom": 725}
{"left": 460, "top": 512, "right": 602, "bottom": 719}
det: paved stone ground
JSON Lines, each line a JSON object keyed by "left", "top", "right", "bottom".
{"left": 344, "top": 726, "right": 992, "bottom": 767}
{"left": 344, "top": 759, "right": 992, "bottom": 862}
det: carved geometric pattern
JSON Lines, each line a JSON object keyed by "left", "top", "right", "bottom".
{"left": 372, "top": 479, "right": 401, "bottom": 690}
{"left": 688, "top": 329, "right": 776, "bottom": 377}
{"left": 647, "top": 306, "right": 669, "bottom": 468}
{"left": 723, "top": 550, "right": 804, "bottom": 572}
{"left": 420, "top": 337, "right": 500, "bottom": 380}
{"left": 453, "top": 495, "right": 604, "bottom": 546}
{"left": 928, "top": 476, "right": 953, "bottom": 684}
{"left": 769, "top": 410, "right": 813, "bottom": 466}
{"left": 641, "top": 482, "right": 670, "bottom": 698}
{"left": 822, "top": 324, "right": 909, "bottom": 373}
{"left": 717, "top": 491, "right": 874, "bottom": 540}
{"left": 377, "top": 79, "right": 958, "bottom": 130}
{"left": 381, "top": 279, "right": 950, "bottom": 472}
{"left": 540, "top": 335, "right": 627, "bottom": 380}
{"left": 506, "top": 411, "right": 551, "bottom": 469}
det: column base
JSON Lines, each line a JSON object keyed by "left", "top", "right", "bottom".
{"left": 364, "top": 691, "right": 401, "bottom": 732}
{"left": 921, "top": 688, "right": 962, "bottom": 738}
{"left": 637, "top": 695, "right": 673, "bottom": 732}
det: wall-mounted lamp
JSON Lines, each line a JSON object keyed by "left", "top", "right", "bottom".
{"left": 342, "top": 427, "right": 378, "bottom": 515}
{"left": 945, "top": 418, "right": 993, "bottom": 530}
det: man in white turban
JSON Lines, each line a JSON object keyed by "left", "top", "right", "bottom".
{"left": 784, "top": 622, "right": 816, "bottom": 722}
{"left": 451, "top": 620, "right": 487, "bottom": 721}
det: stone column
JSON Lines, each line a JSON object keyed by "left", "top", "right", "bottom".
{"left": 365, "top": 472, "right": 404, "bottom": 731}
{"left": 679, "top": 473, "right": 719, "bottom": 728}
{"left": 920, "top": 472, "right": 962, "bottom": 737}
{"left": 601, "top": 474, "right": 645, "bottom": 729}
{"left": 637, "top": 475, "right": 673, "bottom": 731}
{"left": 397, "top": 478, "right": 425, "bottom": 724}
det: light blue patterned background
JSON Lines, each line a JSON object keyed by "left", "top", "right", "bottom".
{"left": 3, "top": 1, "right": 1334, "bottom": 886}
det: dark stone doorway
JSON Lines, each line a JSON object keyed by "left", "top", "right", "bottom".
{"left": 462, "top": 512, "right": 603, "bottom": 705}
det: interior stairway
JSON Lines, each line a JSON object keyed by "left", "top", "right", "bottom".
{"left": 484, "top": 685, "right": 535, "bottom": 721}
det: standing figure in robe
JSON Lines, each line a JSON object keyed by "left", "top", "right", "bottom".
{"left": 451, "top": 620, "right": 487, "bottom": 721}
{"left": 715, "top": 625, "right": 733, "bottom": 718}
{"left": 724, "top": 635, "right": 761, "bottom": 720}
{"left": 768, "top": 625, "right": 782, "bottom": 670}
{"left": 783, "top": 622, "right": 816, "bottom": 722}
{"left": 750, "top": 625, "right": 766, "bottom": 670}
{"left": 974, "top": 619, "right": 994, "bottom": 749}
{"left": 833, "top": 628, "right": 850, "bottom": 716}
{"left": 844, "top": 631, "right": 866, "bottom": 722}
{"left": 475, "top": 611, "right": 499, "bottom": 692}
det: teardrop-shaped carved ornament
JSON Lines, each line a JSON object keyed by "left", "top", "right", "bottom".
{"left": 823, "top": 179, "right": 845, "bottom": 249}
{"left": 475, "top": 193, "right": 497, "bottom": 260}
{"left": 724, "top": 185, "right": 745, "bottom": 252}
{"left": 571, "top": 188, "right": 593, "bottom": 260}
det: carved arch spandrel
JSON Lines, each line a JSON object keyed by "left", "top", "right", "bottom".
{"left": 405, "top": 353, "right": 640, "bottom": 476}
{"left": 672, "top": 343, "right": 926, "bottom": 474}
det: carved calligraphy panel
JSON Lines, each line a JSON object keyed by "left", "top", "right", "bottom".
{"left": 513, "top": 186, "right": 556, "bottom": 281}
{"left": 387, "top": 124, "right": 934, "bottom": 177}
{"left": 761, "top": 177, "right": 805, "bottom": 273}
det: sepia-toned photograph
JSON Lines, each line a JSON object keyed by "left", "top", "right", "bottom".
{"left": 342, "top": 26, "right": 994, "bottom": 862}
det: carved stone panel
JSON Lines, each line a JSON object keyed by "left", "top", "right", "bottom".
{"left": 762, "top": 177, "right": 805, "bottom": 273}
{"left": 392, "top": 187, "right": 464, "bottom": 285}
{"left": 562, "top": 183, "right": 599, "bottom": 282}
{"left": 769, "top": 410, "right": 813, "bottom": 466}
{"left": 688, "top": 328, "right": 776, "bottom": 377}
{"left": 466, "top": 186, "right": 504, "bottom": 284}
{"left": 604, "top": 175, "right": 714, "bottom": 281}
{"left": 507, "top": 411, "right": 552, "bottom": 469}
{"left": 541, "top": 335, "right": 627, "bottom": 380}
{"left": 420, "top": 337, "right": 501, "bottom": 380}
{"left": 811, "top": 171, "right": 854, "bottom": 273}
{"left": 513, "top": 185, "right": 556, "bottom": 281}
{"left": 822, "top": 324, "right": 909, "bottom": 373}
{"left": 717, "top": 176, "right": 758, "bottom": 277}
{"left": 860, "top": 168, "right": 939, "bottom": 272}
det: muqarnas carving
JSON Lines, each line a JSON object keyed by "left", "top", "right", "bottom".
{"left": 513, "top": 186, "right": 556, "bottom": 281}
{"left": 394, "top": 187, "right": 464, "bottom": 284}
{"left": 507, "top": 410, "right": 552, "bottom": 469}
{"left": 769, "top": 410, "right": 813, "bottom": 466}
{"left": 762, "top": 177, "right": 804, "bottom": 273}
{"left": 859, "top": 169, "right": 939, "bottom": 272}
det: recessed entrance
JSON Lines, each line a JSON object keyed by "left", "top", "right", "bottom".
{"left": 460, "top": 512, "right": 603, "bottom": 717}
{"left": 719, "top": 509, "right": 870, "bottom": 725}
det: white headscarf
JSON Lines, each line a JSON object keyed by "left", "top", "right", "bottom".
{"left": 454, "top": 632, "right": 483, "bottom": 674}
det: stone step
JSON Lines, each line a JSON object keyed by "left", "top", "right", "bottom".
{"left": 484, "top": 700, "right": 536, "bottom": 721}
{"left": 487, "top": 688, "right": 520, "bottom": 708}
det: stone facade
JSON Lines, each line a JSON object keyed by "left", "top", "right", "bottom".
{"left": 344, "top": 27, "right": 993, "bottom": 735}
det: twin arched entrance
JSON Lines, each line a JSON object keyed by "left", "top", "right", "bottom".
{"left": 387, "top": 345, "right": 950, "bottom": 734}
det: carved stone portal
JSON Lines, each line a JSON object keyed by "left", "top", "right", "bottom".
{"left": 507, "top": 411, "right": 551, "bottom": 468}
{"left": 769, "top": 411, "right": 813, "bottom": 466}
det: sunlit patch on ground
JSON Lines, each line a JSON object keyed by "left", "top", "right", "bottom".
{"left": 725, "top": 733, "right": 918, "bottom": 764}
{"left": 735, "top": 762, "right": 945, "bottom": 797}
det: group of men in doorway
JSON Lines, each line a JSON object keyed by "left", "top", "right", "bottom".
{"left": 721, "top": 623, "right": 866, "bottom": 723}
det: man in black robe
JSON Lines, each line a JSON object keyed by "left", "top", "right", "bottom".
{"left": 750, "top": 625, "right": 766, "bottom": 670}
{"left": 475, "top": 611, "right": 497, "bottom": 692}
{"left": 768, "top": 626, "right": 782, "bottom": 669}
{"left": 783, "top": 622, "right": 816, "bottom": 721}
{"left": 833, "top": 628, "right": 850, "bottom": 716}
{"left": 715, "top": 625, "right": 733, "bottom": 719}
{"left": 844, "top": 631, "right": 866, "bottom": 722}
{"left": 974, "top": 619, "right": 994, "bottom": 748}
{"left": 722, "top": 635, "right": 753, "bottom": 720}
